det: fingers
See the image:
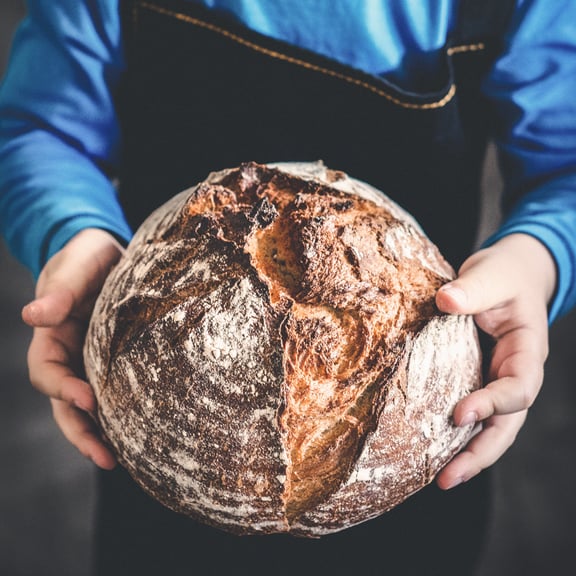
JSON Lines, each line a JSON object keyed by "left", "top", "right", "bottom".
{"left": 27, "top": 316, "right": 93, "bottom": 395}
{"left": 22, "top": 290, "right": 76, "bottom": 327}
{"left": 436, "top": 411, "right": 527, "bottom": 490}
{"left": 489, "top": 323, "right": 549, "bottom": 379}
{"left": 52, "top": 399, "right": 117, "bottom": 470}
{"left": 27, "top": 319, "right": 116, "bottom": 470}
{"left": 21, "top": 229, "right": 126, "bottom": 470}
{"left": 436, "top": 234, "right": 556, "bottom": 318}
{"left": 440, "top": 315, "right": 546, "bottom": 489}
{"left": 454, "top": 327, "right": 545, "bottom": 426}
{"left": 434, "top": 235, "right": 556, "bottom": 490}
{"left": 22, "top": 228, "right": 125, "bottom": 328}
{"left": 436, "top": 250, "right": 512, "bottom": 316}
{"left": 441, "top": 360, "right": 539, "bottom": 490}
{"left": 29, "top": 321, "right": 117, "bottom": 470}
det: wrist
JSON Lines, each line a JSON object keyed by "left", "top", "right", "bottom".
{"left": 36, "top": 228, "right": 125, "bottom": 298}
{"left": 42, "top": 220, "right": 132, "bottom": 279}
{"left": 491, "top": 233, "right": 557, "bottom": 306}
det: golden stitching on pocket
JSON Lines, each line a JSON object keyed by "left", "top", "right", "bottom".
{"left": 136, "top": 1, "right": 459, "bottom": 110}
{"left": 447, "top": 43, "right": 486, "bottom": 56}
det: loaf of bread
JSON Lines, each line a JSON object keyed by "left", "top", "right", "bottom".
{"left": 83, "top": 161, "right": 481, "bottom": 537}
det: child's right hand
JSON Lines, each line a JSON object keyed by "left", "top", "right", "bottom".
{"left": 22, "top": 228, "right": 125, "bottom": 469}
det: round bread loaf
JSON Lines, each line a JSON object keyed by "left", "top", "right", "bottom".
{"left": 83, "top": 161, "right": 482, "bottom": 537}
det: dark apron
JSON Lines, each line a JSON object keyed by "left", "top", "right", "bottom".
{"left": 95, "top": 1, "right": 514, "bottom": 574}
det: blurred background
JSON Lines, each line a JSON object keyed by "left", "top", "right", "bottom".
{"left": 1, "top": 2, "right": 575, "bottom": 575}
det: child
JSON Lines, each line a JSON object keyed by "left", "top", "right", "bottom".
{"left": 1, "top": 1, "right": 575, "bottom": 574}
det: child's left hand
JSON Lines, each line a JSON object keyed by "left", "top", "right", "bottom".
{"left": 435, "top": 233, "right": 556, "bottom": 489}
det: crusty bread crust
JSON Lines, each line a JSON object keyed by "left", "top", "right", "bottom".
{"left": 84, "top": 162, "right": 481, "bottom": 537}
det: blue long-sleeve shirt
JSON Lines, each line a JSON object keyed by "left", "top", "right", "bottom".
{"left": 1, "top": 0, "right": 576, "bottom": 322}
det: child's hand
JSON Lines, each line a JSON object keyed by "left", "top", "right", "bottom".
{"left": 22, "top": 229, "right": 125, "bottom": 470}
{"left": 435, "top": 233, "right": 556, "bottom": 489}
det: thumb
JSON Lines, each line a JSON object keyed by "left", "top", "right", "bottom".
{"left": 22, "top": 229, "right": 125, "bottom": 327}
{"left": 436, "top": 249, "right": 513, "bottom": 316}
{"left": 22, "top": 289, "right": 76, "bottom": 327}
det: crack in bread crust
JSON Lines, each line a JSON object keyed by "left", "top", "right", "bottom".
{"left": 84, "top": 162, "right": 481, "bottom": 536}
{"left": 239, "top": 166, "right": 450, "bottom": 523}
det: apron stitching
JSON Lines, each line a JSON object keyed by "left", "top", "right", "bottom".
{"left": 135, "top": 1, "right": 467, "bottom": 111}
{"left": 447, "top": 43, "right": 486, "bottom": 55}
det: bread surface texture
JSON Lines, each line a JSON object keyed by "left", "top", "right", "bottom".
{"left": 83, "top": 161, "right": 481, "bottom": 536}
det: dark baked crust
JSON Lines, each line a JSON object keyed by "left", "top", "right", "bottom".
{"left": 83, "top": 161, "right": 481, "bottom": 536}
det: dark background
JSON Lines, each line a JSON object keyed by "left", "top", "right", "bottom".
{"left": 1, "top": 1, "right": 575, "bottom": 574}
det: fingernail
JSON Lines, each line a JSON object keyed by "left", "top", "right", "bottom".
{"left": 440, "top": 284, "right": 467, "bottom": 307}
{"left": 460, "top": 411, "right": 477, "bottom": 427}
{"left": 22, "top": 301, "right": 39, "bottom": 323}
{"left": 74, "top": 400, "right": 95, "bottom": 417}
{"left": 446, "top": 476, "right": 465, "bottom": 490}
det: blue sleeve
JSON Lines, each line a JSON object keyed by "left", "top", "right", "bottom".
{"left": 0, "top": 0, "right": 131, "bottom": 278}
{"left": 482, "top": 0, "right": 576, "bottom": 322}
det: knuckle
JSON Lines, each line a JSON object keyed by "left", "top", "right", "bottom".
{"left": 520, "top": 385, "right": 537, "bottom": 410}
{"left": 29, "top": 368, "right": 64, "bottom": 402}
{"left": 520, "top": 363, "right": 544, "bottom": 409}
{"left": 28, "top": 373, "right": 44, "bottom": 393}
{"left": 467, "top": 463, "right": 484, "bottom": 482}
{"left": 27, "top": 364, "right": 48, "bottom": 395}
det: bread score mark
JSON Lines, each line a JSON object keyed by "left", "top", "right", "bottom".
{"left": 101, "top": 162, "right": 453, "bottom": 527}
{"left": 232, "top": 164, "right": 451, "bottom": 525}
{"left": 84, "top": 161, "right": 481, "bottom": 536}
